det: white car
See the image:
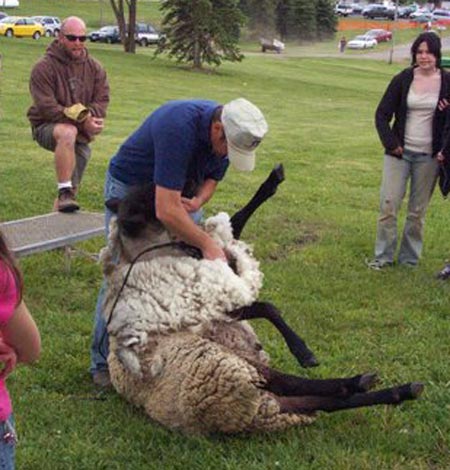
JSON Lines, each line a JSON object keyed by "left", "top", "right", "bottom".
{"left": 31, "top": 16, "right": 61, "bottom": 37}
{"left": 0, "top": 0, "right": 19, "bottom": 7}
{"left": 135, "top": 23, "right": 161, "bottom": 47}
{"left": 347, "top": 35, "right": 377, "bottom": 49}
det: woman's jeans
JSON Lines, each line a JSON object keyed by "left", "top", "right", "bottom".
{"left": 0, "top": 415, "right": 16, "bottom": 470}
{"left": 90, "top": 172, "right": 203, "bottom": 375}
{"left": 374, "top": 151, "right": 439, "bottom": 266}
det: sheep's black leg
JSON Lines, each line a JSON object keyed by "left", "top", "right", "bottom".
{"left": 230, "top": 301, "right": 319, "bottom": 368}
{"left": 258, "top": 366, "right": 378, "bottom": 397}
{"left": 277, "top": 383, "right": 424, "bottom": 414}
{"left": 230, "top": 164, "right": 285, "bottom": 240}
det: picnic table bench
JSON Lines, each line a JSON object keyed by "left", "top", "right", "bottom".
{"left": 0, "top": 212, "right": 105, "bottom": 266}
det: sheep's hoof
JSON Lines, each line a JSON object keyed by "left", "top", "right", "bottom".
{"left": 299, "top": 353, "right": 319, "bottom": 368}
{"left": 409, "top": 382, "right": 425, "bottom": 399}
{"left": 394, "top": 382, "right": 425, "bottom": 402}
{"left": 358, "top": 372, "right": 379, "bottom": 392}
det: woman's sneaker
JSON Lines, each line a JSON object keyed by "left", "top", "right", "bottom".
{"left": 57, "top": 188, "right": 79, "bottom": 213}
{"left": 366, "top": 259, "right": 393, "bottom": 271}
{"left": 437, "top": 264, "right": 450, "bottom": 280}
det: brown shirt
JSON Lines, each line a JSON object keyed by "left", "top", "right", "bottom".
{"left": 27, "top": 40, "right": 110, "bottom": 140}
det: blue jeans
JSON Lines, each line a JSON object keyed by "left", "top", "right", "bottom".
{"left": 90, "top": 172, "right": 131, "bottom": 374}
{"left": 374, "top": 151, "right": 439, "bottom": 266}
{"left": 0, "top": 415, "right": 16, "bottom": 470}
{"left": 90, "top": 172, "right": 203, "bottom": 375}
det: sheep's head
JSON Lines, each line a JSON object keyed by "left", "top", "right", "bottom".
{"left": 203, "top": 212, "right": 234, "bottom": 248}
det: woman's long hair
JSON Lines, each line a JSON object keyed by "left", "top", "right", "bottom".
{"left": 0, "top": 230, "right": 23, "bottom": 304}
{"left": 411, "top": 32, "right": 442, "bottom": 67}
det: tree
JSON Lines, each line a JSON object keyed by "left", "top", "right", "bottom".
{"left": 273, "top": 0, "right": 335, "bottom": 41}
{"left": 275, "top": 0, "right": 295, "bottom": 40}
{"left": 315, "top": 0, "right": 337, "bottom": 40}
{"left": 109, "top": 0, "right": 137, "bottom": 53}
{"left": 156, "top": 0, "right": 245, "bottom": 69}
{"left": 289, "top": 0, "right": 317, "bottom": 40}
{"left": 239, "top": 0, "right": 277, "bottom": 36}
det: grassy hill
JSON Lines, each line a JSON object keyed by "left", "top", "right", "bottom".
{"left": 0, "top": 1, "right": 449, "bottom": 469}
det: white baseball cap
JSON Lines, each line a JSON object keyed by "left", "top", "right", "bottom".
{"left": 222, "top": 98, "right": 268, "bottom": 172}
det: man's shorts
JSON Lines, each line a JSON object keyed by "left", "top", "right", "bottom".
{"left": 32, "top": 123, "right": 92, "bottom": 187}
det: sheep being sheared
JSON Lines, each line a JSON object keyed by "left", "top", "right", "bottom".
{"left": 100, "top": 166, "right": 423, "bottom": 435}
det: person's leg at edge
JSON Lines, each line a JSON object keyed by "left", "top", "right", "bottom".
{"left": 0, "top": 415, "right": 16, "bottom": 470}
{"left": 398, "top": 156, "right": 439, "bottom": 266}
{"left": 90, "top": 171, "right": 131, "bottom": 386}
{"left": 373, "top": 155, "right": 410, "bottom": 266}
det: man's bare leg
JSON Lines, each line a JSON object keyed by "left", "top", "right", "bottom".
{"left": 52, "top": 123, "right": 80, "bottom": 212}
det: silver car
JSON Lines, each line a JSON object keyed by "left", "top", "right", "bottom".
{"left": 31, "top": 16, "right": 61, "bottom": 37}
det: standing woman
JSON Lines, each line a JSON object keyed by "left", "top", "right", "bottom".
{"left": 368, "top": 32, "right": 450, "bottom": 270}
{"left": 0, "top": 231, "right": 41, "bottom": 469}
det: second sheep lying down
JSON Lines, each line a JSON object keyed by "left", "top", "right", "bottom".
{"left": 100, "top": 179, "right": 423, "bottom": 435}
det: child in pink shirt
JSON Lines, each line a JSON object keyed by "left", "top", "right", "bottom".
{"left": 0, "top": 232, "right": 40, "bottom": 469}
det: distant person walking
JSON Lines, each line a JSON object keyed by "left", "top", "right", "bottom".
{"left": 28, "top": 16, "right": 110, "bottom": 213}
{"left": 339, "top": 36, "right": 347, "bottom": 53}
{"left": 367, "top": 32, "right": 450, "bottom": 270}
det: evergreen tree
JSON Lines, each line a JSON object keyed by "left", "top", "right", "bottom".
{"left": 275, "top": 0, "right": 295, "bottom": 40}
{"left": 315, "top": 0, "right": 337, "bottom": 40}
{"left": 156, "top": 0, "right": 245, "bottom": 69}
{"left": 290, "top": 0, "right": 317, "bottom": 40}
{"left": 240, "top": 0, "right": 277, "bottom": 36}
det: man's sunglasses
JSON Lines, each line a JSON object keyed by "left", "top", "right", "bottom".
{"left": 64, "top": 34, "right": 87, "bottom": 42}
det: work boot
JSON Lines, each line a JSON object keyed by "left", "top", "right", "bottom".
{"left": 56, "top": 188, "right": 79, "bottom": 213}
{"left": 92, "top": 370, "right": 111, "bottom": 388}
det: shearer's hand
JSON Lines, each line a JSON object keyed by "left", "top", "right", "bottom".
{"left": 202, "top": 239, "right": 227, "bottom": 262}
{"left": 63, "top": 103, "right": 89, "bottom": 122}
{"left": 181, "top": 196, "right": 201, "bottom": 213}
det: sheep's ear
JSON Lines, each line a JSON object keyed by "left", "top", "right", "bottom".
{"left": 105, "top": 198, "right": 122, "bottom": 214}
{"left": 121, "top": 213, "right": 148, "bottom": 238}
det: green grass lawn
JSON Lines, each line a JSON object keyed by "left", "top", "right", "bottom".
{"left": 0, "top": 1, "right": 450, "bottom": 469}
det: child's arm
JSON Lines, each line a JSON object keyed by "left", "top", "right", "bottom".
{"left": 1, "top": 301, "right": 41, "bottom": 364}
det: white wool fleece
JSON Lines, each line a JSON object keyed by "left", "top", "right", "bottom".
{"left": 104, "top": 212, "right": 264, "bottom": 375}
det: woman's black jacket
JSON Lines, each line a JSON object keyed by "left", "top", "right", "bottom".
{"left": 375, "top": 66, "right": 450, "bottom": 158}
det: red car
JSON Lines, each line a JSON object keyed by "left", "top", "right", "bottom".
{"left": 365, "top": 29, "right": 393, "bottom": 42}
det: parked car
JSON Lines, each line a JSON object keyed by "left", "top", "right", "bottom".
{"left": 0, "top": 0, "right": 19, "bottom": 7}
{"left": 135, "top": 23, "right": 161, "bottom": 46}
{"left": 31, "top": 16, "right": 61, "bottom": 37}
{"left": 432, "top": 9, "right": 450, "bottom": 23}
{"left": 347, "top": 34, "right": 378, "bottom": 49}
{"left": 362, "top": 4, "right": 395, "bottom": 20}
{"left": 260, "top": 37, "right": 285, "bottom": 53}
{"left": 0, "top": 16, "right": 44, "bottom": 39}
{"left": 410, "top": 10, "right": 433, "bottom": 22}
{"left": 335, "top": 3, "right": 353, "bottom": 16}
{"left": 397, "top": 5, "right": 417, "bottom": 18}
{"left": 88, "top": 25, "right": 121, "bottom": 44}
{"left": 350, "top": 3, "right": 364, "bottom": 15}
{"left": 365, "top": 28, "right": 392, "bottom": 42}
{"left": 0, "top": 12, "right": 7, "bottom": 20}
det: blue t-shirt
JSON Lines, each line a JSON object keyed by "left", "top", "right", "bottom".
{"left": 109, "top": 100, "right": 229, "bottom": 193}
